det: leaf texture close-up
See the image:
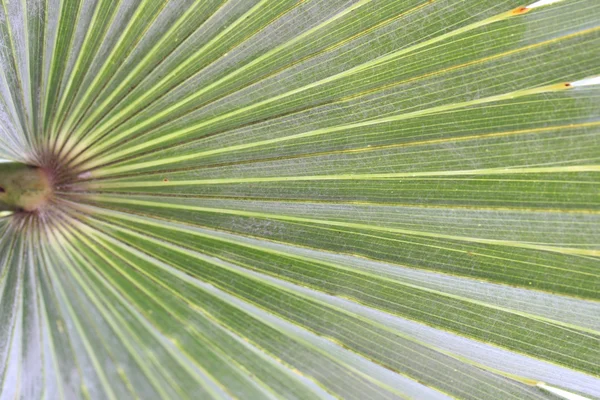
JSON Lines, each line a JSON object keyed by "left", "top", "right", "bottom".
{"left": 1, "top": 0, "right": 599, "bottom": 399}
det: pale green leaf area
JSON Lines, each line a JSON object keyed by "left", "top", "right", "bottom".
{"left": 0, "top": 0, "right": 599, "bottom": 398}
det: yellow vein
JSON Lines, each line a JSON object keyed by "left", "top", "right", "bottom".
{"left": 74, "top": 0, "right": 435, "bottom": 154}
{"left": 88, "top": 120, "right": 600, "bottom": 178}
{"left": 90, "top": 165, "right": 600, "bottom": 187}
{"left": 77, "top": 193, "right": 600, "bottom": 257}
{"left": 67, "top": 0, "right": 380, "bottom": 162}
{"left": 57, "top": 0, "right": 170, "bottom": 138}
{"left": 85, "top": 208, "right": 600, "bottom": 334}
{"left": 73, "top": 0, "right": 304, "bottom": 142}
{"left": 39, "top": 237, "right": 118, "bottom": 400}
{"left": 91, "top": 81, "right": 574, "bottom": 175}
{"left": 54, "top": 222, "right": 221, "bottom": 400}
{"left": 78, "top": 2, "right": 525, "bottom": 167}
{"left": 51, "top": 0, "right": 126, "bottom": 144}
{"left": 82, "top": 216, "right": 528, "bottom": 400}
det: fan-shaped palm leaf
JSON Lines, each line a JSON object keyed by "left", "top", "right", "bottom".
{"left": 1, "top": 0, "right": 599, "bottom": 398}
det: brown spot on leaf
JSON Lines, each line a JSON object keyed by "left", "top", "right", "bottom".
{"left": 511, "top": 6, "right": 530, "bottom": 15}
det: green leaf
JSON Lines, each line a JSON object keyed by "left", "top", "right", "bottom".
{"left": 1, "top": 0, "right": 599, "bottom": 399}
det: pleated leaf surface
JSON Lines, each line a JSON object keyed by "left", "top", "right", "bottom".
{"left": 0, "top": 0, "right": 599, "bottom": 399}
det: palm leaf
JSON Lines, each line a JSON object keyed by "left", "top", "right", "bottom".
{"left": 1, "top": 0, "right": 599, "bottom": 398}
